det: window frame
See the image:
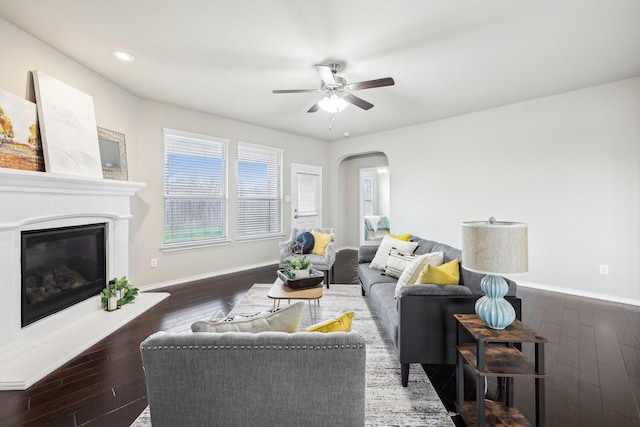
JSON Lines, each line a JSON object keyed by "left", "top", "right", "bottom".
{"left": 236, "top": 141, "right": 284, "bottom": 242}
{"left": 161, "top": 128, "right": 230, "bottom": 252}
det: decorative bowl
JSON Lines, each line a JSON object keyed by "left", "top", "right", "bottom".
{"left": 277, "top": 269, "right": 324, "bottom": 289}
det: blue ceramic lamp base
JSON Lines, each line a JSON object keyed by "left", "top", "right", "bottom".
{"left": 475, "top": 274, "right": 516, "bottom": 330}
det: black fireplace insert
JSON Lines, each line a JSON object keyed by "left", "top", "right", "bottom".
{"left": 21, "top": 223, "right": 107, "bottom": 327}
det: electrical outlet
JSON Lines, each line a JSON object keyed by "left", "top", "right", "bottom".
{"left": 599, "top": 264, "right": 608, "bottom": 275}
{"left": 151, "top": 258, "right": 158, "bottom": 268}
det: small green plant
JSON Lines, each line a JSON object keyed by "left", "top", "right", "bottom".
{"left": 101, "top": 276, "right": 138, "bottom": 309}
{"left": 285, "top": 256, "right": 312, "bottom": 270}
{"left": 283, "top": 256, "right": 313, "bottom": 279}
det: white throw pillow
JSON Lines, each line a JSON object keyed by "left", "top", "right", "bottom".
{"left": 370, "top": 235, "right": 418, "bottom": 271}
{"left": 191, "top": 301, "right": 304, "bottom": 333}
{"left": 384, "top": 248, "right": 417, "bottom": 279}
{"left": 394, "top": 251, "right": 444, "bottom": 297}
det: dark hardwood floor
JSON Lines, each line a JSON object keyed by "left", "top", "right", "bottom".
{"left": 1, "top": 251, "right": 639, "bottom": 426}
{"left": 0, "top": 267, "right": 275, "bottom": 427}
{"left": 426, "top": 286, "right": 640, "bottom": 427}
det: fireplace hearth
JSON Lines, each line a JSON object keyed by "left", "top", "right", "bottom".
{"left": 21, "top": 223, "right": 107, "bottom": 327}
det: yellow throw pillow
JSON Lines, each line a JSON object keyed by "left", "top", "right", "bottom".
{"left": 302, "top": 311, "right": 354, "bottom": 333}
{"left": 417, "top": 259, "right": 460, "bottom": 285}
{"left": 311, "top": 230, "right": 334, "bottom": 256}
{"left": 386, "top": 232, "right": 411, "bottom": 241}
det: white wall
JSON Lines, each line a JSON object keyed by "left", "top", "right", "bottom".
{"left": 331, "top": 77, "right": 640, "bottom": 304}
{"left": 0, "top": 17, "right": 330, "bottom": 288}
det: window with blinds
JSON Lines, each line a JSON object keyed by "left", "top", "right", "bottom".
{"left": 296, "top": 172, "right": 319, "bottom": 216}
{"left": 237, "top": 142, "right": 283, "bottom": 239}
{"left": 163, "top": 129, "right": 229, "bottom": 246}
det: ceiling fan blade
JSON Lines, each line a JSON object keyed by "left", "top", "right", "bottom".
{"left": 272, "top": 88, "right": 321, "bottom": 94}
{"left": 307, "top": 103, "right": 320, "bottom": 113}
{"left": 315, "top": 65, "right": 336, "bottom": 86}
{"left": 342, "top": 93, "right": 374, "bottom": 110}
{"left": 346, "top": 77, "right": 395, "bottom": 91}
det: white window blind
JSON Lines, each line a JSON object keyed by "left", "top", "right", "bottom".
{"left": 297, "top": 172, "right": 319, "bottom": 216}
{"left": 163, "top": 129, "right": 228, "bottom": 246}
{"left": 237, "top": 142, "right": 283, "bottom": 239}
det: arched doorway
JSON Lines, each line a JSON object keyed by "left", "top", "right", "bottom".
{"left": 337, "top": 152, "right": 389, "bottom": 248}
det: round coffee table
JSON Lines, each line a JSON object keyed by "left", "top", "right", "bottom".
{"left": 267, "top": 278, "right": 323, "bottom": 323}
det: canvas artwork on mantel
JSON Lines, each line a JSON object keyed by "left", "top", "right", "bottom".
{"left": 32, "top": 70, "right": 103, "bottom": 178}
{"left": 0, "top": 87, "right": 44, "bottom": 172}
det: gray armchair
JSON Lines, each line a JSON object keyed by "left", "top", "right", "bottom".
{"left": 141, "top": 331, "right": 366, "bottom": 427}
{"left": 279, "top": 227, "right": 336, "bottom": 287}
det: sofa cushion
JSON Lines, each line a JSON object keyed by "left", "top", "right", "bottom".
{"left": 358, "top": 244, "right": 379, "bottom": 264}
{"left": 311, "top": 230, "right": 334, "bottom": 256}
{"left": 369, "top": 283, "right": 399, "bottom": 346}
{"left": 359, "top": 263, "right": 397, "bottom": 295}
{"left": 387, "top": 232, "right": 411, "bottom": 241}
{"left": 191, "top": 301, "right": 304, "bottom": 333}
{"left": 292, "top": 231, "right": 315, "bottom": 254}
{"left": 394, "top": 251, "right": 444, "bottom": 297}
{"left": 417, "top": 259, "right": 460, "bottom": 285}
{"left": 370, "top": 235, "right": 418, "bottom": 271}
{"left": 384, "top": 248, "right": 417, "bottom": 279}
{"left": 302, "top": 311, "right": 354, "bottom": 332}
{"left": 413, "top": 238, "right": 437, "bottom": 255}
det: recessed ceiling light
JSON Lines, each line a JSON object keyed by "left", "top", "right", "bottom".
{"left": 112, "top": 51, "right": 135, "bottom": 62}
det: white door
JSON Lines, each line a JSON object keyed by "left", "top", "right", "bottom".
{"left": 291, "top": 163, "right": 322, "bottom": 230}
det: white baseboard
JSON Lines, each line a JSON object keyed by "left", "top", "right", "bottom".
{"left": 140, "top": 260, "right": 279, "bottom": 291}
{"left": 518, "top": 281, "right": 640, "bottom": 307}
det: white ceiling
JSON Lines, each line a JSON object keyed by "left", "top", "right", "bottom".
{"left": 1, "top": 0, "right": 639, "bottom": 142}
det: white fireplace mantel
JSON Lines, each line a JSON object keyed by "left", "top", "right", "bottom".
{"left": 0, "top": 167, "right": 145, "bottom": 196}
{"left": 0, "top": 168, "right": 167, "bottom": 390}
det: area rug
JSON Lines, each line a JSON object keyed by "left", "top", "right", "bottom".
{"left": 131, "top": 283, "right": 454, "bottom": 426}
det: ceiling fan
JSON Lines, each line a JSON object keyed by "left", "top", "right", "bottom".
{"left": 272, "top": 63, "right": 394, "bottom": 113}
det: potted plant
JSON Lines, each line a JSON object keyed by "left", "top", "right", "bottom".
{"left": 284, "top": 256, "right": 313, "bottom": 279}
{"left": 101, "top": 276, "right": 138, "bottom": 311}
{"left": 100, "top": 280, "right": 119, "bottom": 311}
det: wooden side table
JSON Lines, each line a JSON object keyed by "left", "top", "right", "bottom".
{"left": 267, "top": 279, "right": 323, "bottom": 323}
{"left": 455, "top": 314, "right": 547, "bottom": 427}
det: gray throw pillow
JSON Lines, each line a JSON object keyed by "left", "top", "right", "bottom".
{"left": 191, "top": 301, "right": 305, "bottom": 333}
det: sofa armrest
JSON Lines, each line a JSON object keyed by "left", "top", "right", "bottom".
{"left": 279, "top": 239, "right": 293, "bottom": 260}
{"left": 358, "top": 244, "right": 379, "bottom": 264}
{"left": 460, "top": 268, "right": 518, "bottom": 296}
{"left": 324, "top": 241, "right": 337, "bottom": 265}
{"left": 396, "top": 294, "right": 522, "bottom": 365}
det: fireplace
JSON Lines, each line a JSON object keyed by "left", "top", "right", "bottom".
{"left": 21, "top": 223, "right": 107, "bottom": 327}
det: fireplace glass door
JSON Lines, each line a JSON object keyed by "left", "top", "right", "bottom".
{"left": 21, "top": 223, "right": 107, "bottom": 327}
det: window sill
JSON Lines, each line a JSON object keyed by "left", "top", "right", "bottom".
{"left": 236, "top": 233, "right": 285, "bottom": 244}
{"left": 161, "top": 239, "right": 231, "bottom": 253}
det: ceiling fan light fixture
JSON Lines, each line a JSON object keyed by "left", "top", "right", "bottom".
{"left": 318, "top": 94, "right": 349, "bottom": 113}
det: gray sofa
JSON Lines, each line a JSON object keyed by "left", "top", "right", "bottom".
{"left": 141, "top": 330, "right": 366, "bottom": 427}
{"left": 358, "top": 235, "right": 521, "bottom": 386}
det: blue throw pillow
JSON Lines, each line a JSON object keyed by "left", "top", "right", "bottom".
{"left": 291, "top": 232, "right": 315, "bottom": 254}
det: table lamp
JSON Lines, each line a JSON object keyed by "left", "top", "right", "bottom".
{"left": 461, "top": 217, "right": 528, "bottom": 330}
